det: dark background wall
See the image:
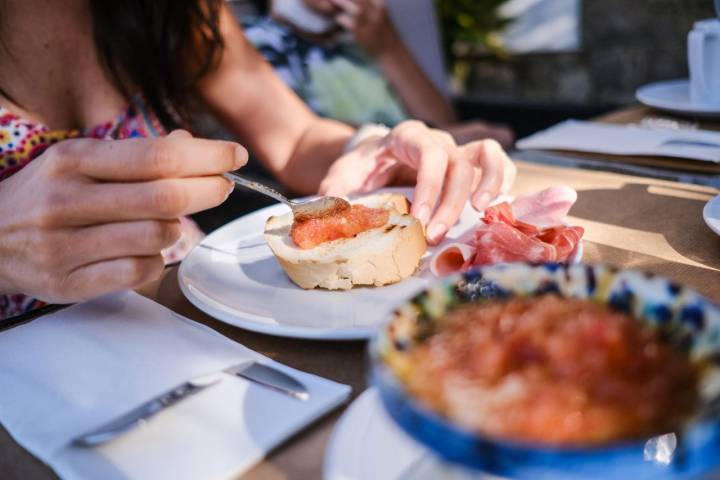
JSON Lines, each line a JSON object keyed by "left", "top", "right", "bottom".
{"left": 462, "top": 0, "right": 715, "bottom": 106}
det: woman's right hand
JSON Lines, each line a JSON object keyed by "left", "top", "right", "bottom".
{"left": 0, "top": 130, "right": 246, "bottom": 303}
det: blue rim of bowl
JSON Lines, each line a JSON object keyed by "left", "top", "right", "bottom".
{"left": 368, "top": 263, "right": 720, "bottom": 480}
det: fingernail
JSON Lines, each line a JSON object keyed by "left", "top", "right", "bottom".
{"left": 224, "top": 182, "right": 234, "bottom": 200}
{"left": 415, "top": 203, "right": 431, "bottom": 226}
{"left": 473, "top": 192, "right": 493, "bottom": 210}
{"left": 234, "top": 146, "right": 248, "bottom": 170}
{"left": 427, "top": 223, "right": 447, "bottom": 243}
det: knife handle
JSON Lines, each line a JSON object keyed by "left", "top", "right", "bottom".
{"left": 73, "top": 381, "right": 209, "bottom": 447}
{"left": 156, "top": 382, "right": 202, "bottom": 408}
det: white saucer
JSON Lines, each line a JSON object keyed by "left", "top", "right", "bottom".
{"left": 703, "top": 194, "right": 720, "bottom": 236}
{"left": 324, "top": 389, "right": 490, "bottom": 480}
{"left": 636, "top": 79, "right": 720, "bottom": 118}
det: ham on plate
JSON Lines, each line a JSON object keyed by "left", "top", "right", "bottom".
{"left": 430, "top": 187, "right": 584, "bottom": 277}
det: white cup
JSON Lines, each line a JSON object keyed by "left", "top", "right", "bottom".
{"left": 689, "top": 18, "right": 720, "bottom": 104}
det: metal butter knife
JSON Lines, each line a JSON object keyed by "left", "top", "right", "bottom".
{"left": 73, "top": 361, "right": 309, "bottom": 447}
{"left": 225, "top": 362, "right": 309, "bottom": 401}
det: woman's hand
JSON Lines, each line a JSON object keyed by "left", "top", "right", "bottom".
{"left": 0, "top": 130, "right": 246, "bottom": 303}
{"left": 330, "top": 0, "right": 396, "bottom": 56}
{"left": 318, "top": 120, "right": 516, "bottom": 244}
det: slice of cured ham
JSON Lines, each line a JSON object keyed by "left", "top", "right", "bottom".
{"left": 428, "top": 229, "right": 477, "bottom": 277}
{"left": 429, "top": 187, "right": 584, "bottom": 277}
{"left": 473, "top": 222, "right": 557, "bottom": 265}
{"left": 537, "top": 225, "right": 585, "bottom": 261}
{"left": 511, "top": 186, "right": 578, "bottom": 229}
{"left": 429, "top": 242, "right": 476, "bottom": 277}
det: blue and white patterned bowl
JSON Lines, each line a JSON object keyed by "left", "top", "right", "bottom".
{"left": 369, "top": 263, "right": 720, "bottom": 480}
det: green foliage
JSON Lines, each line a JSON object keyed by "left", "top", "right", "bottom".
{"left": 436, "top": 0, "right": 513, "bottom": 59}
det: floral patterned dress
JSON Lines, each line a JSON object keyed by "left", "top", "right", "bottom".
{"left": 0, "top": 96, "right": 204, "bottom": 321}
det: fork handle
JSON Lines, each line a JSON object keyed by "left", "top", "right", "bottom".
{"left": 223, "top": 172, "right": 291, "bottom": 207}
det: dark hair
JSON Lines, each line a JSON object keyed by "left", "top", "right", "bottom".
{"left": 89, "top": 0, "right": 225, "bottom": 130}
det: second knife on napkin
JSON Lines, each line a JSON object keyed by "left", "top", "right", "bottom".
{"left": 73, "top": 361, "right": 309, "bottom": 447}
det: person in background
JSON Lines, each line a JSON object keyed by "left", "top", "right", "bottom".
{"left": 0, "top": 0, "right": 515, "bottom": 320}
{"left": 242, "top": 0, "right": 514, "bottom": 147}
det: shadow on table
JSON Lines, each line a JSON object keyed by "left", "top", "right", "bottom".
{"left": 570, "top": 182, "right": 720, "bottom": 271}
{"left": 585, "top": 243, "right": 720, "bottom": 302}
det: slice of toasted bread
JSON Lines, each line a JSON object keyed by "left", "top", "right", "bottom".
{"left": 264, "top": 193, "right": 426, "bottom": 290}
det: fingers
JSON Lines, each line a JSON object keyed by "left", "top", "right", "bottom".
{"left": 309, "top": 0, "right": 336, "bottom": 13}
{"left": 98, "top": 177, "right": 233, "bottom": 221}
{"left": 51, "top": 133, "right": 247, "bottom": 182}
{"left": 500, "top": 156, "right": 517, "bottom": 194}
{"left": 56, "top": 255, "right": 165, "bottom": 303}
{"left": 410, "top": 143, "right": 449, "bottom": 226}
{"left": 40, "top": 176, "right": 233, "bottom": 226}
{"left": 63, "top": 220, "right": 182, "bottom": 268}
{"left": 331, "top": 0, "right": 360, "bottom": 16}
{"left": 319, "top": 141, "right": 387, "bottom": 196}
{"left": 384, "top": 122, "right": 451, "bottom": 226}
{"left": 462, "top": 139, "right": 509, "bottom": 211}
{"left": 329, "top": 120, "right": 515, "bottom": 246}
{"left": 335, "top": 13, "right": 356, "bottom": 30}
{"left": 425, "top": 154, "right": 474, "bottom": 244}
{"left": 319, "top": 175, "right": 350, "bottom": 197}
{"left": 319, "top": 159, "right": 373, "bottom": 196}
{"left": 333, "top": 0, "right": 385, "bottom": 32}
{"left": 358, "top": 154, "right": 398, "bottom": 192}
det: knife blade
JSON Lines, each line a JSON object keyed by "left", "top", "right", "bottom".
{"left": 224, "top": 362, "right": 309, "bottom": 401}
{"left": 73, "top": 370, "right": 223, "bottom": 447}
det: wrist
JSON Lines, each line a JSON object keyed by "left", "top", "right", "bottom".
{"left": 368, "top": 27, "right": 403, "bottom": 61}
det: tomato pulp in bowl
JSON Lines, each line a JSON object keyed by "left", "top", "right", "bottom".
{"left": 369, "top": 263, "right": 720, "bottom": 480}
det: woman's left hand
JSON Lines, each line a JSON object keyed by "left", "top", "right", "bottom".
{"left": 318, "top": 120, "right": 516, "bottom": 244}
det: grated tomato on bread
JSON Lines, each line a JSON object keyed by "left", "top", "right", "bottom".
{"left": 264, "top": 193, "right": 427, "bottom": 290}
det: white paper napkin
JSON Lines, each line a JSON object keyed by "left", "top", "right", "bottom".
{"left": 0, "top": 291, "right": 351, "bottom": 480}
{"left": 517, "top": 120, "right": 720, "bottom": 163}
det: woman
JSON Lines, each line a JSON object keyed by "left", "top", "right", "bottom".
{"left": 243, "top": 0, "right": 514, "bottom": 146}
{"left": 0, "top": 0, "right": 514, "bottom": 320}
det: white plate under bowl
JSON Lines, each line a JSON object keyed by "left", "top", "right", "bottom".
{"left": 703, "top": 194, "right": 720, "bottom": 236}
{"left": 636, "top": 79, "right": 720, "bottom": 118}
{"left": 324, "top": 389, "right": 425, "bottom": 480}
{"left": 324, "top": 388, "right": 491, "bottom": 480}
{"left": 179, "top": 188, "right": 583, "bottom": 341}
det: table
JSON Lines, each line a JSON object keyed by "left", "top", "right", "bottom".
{"left": 2, "top": 130, "right": 720, "bottom": 480}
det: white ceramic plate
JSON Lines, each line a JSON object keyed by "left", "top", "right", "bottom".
{"left": 324, "top": 389, "right": 426, "bottom": 480}
{"left": 636, "top": 79, "right": 720, "bottom": 118}
{"left": 703, "top": 194, "right": 720, "bottom": 236}
{"left": 179, "top": 188, "right": 583, "bottom": 340}
{"left": 324, "top": 388, "right": 489, "bottom": 480}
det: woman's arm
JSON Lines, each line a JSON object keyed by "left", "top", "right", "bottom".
{"left": 195, "top": 6, "right": 354, "bottom": 195}
{"left": 197, "top": 5, "right": 515, "bottom": 244}
{"left": 332, "top": 0, "right": 457, "bottom": 126}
